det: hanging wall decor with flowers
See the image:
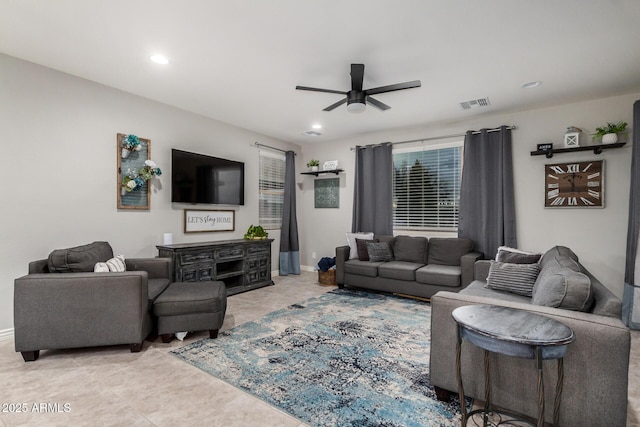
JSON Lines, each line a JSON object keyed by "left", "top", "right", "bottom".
{"left": 117, "top": 133, "right": 161, "bottom": 210}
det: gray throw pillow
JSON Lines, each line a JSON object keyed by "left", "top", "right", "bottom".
{"left": 48, "top": 241, "right": 114, "bottom": 273}
{"left": 496, "top": 246, "right": 542, "bottom": 264}
{"left": 356, "top": 238, "right": 378, "bottom": 261}
{"left": 367, "top": 242, "right": 393, "bottom": 262}
{"left": 485, "top": 261, "right": 541, "bottom": 297}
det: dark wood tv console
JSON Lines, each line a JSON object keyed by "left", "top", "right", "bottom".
{"left": 156, "top": 239, "right": 274, "bottom": 296}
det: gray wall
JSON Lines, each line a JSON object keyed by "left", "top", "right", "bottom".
{"left": 1, "top": 51, "right": 636, "bottom": 334}
{"left": 299, "top": 93, "right": 638, "bottom": 300}
{"left": 0, "top": 53, "right": 300, "bottom": 333}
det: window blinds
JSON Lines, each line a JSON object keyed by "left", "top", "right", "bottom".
{"left": 392, "top": 144, "right": 462, "bottom": 230}
{"left": 259, "top": 150, "right": 286, "bottom": 229}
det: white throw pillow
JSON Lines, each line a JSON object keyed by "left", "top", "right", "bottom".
{"left": 345, "top": 232, "right": 374, "bottom": 259}
{"left": 94, "top": 255, "right": 126, "bottom": 272}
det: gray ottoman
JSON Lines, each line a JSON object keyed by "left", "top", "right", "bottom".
{"left": 153, "top": 281, "right": 227, "bottom": 343}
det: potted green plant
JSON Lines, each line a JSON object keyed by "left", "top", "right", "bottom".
{"left": 306, "top": 159, "right": 320, "bottom": 172}
{"left": 244, "top": 225, "right": 268, "bottom": 240}
{"left": 594, "top": 121, "right": 627, "bottom": 144}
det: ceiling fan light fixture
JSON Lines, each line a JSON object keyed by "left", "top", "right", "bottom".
{"left": 347, "top": 102, "right": 366, "bottom": 113}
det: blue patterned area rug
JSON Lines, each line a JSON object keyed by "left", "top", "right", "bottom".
{"left": 171, "top": 289, "right": 468, "bottom": 427}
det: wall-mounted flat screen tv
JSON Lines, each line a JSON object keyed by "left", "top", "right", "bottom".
{"left": 171, "top": 149, "right": 245, "bottom": 205}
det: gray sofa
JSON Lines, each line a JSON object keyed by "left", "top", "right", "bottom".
{"left": 14, "top": 241, "right": 172, "bottom": 361}
{"left": 430, "top": 246, "right": 630, "bottom": 427}
{"left": 336, "top": 235, "right": 482, "bottom": 299}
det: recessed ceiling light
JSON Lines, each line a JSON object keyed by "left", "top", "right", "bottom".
{"left": 150, "top": 54, "right": 169, "bottom": 65}
{"left": 521, "top": 81, "right": 541, "bottom": 89}
{"left": 312, "top": 124, "right": 322, "bottom": 130}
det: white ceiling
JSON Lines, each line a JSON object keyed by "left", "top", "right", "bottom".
{"left": 3, "top": 1, "right": 640, "bottom": 145}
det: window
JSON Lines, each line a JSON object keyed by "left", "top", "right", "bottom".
{"left": 393, "top": 142, "right": 463, "bottom": 230}
{"left": 259, "top": 151, "right": 286, "bottom": 229}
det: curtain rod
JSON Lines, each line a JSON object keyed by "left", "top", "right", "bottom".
{"left": 349, "top": 125, "right": 517, "bottom": 150}
{"left": 254, "top": 141, "right": 297, "bottom": 155}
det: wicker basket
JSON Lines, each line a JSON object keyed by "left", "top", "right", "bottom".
{"left": 318, "top": 269, "right": 336, "bottom": 286}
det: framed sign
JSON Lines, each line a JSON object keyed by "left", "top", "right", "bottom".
{"left": 184, "top": 209, "right": 235, "bottom": 233}
{"left": 544, "top": 160, "right": 604, "bottom": 208}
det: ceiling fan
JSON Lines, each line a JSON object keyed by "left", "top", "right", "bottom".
{"left": 296, "top": 63, "right": 421, "bottom": 113}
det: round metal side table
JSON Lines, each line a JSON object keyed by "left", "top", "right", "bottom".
{"left": 452, "top": 305, "right": 575, "bottom": 427}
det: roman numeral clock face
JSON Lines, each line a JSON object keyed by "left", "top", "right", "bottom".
{"left": 544, "top": 160, "right": 604, "bottom": 208}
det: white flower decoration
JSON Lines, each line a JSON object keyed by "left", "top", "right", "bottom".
{"left": 144, "top": 160, "right": 157, "bottom": 168}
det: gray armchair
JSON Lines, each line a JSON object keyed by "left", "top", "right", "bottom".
{"left": 14, "top": 242, "right": 171, "bottom": 362}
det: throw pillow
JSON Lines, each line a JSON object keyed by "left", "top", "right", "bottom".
{"left": 94, "top": 255, "right": 126, "bottom": 273}
{"left": 485, "top": 261, "right": 541, "bottom": 297}
{"left": 356, "top": 238, "right": 378, "bottom": 261}
{"left": 345, "top": 232, "right": 374, "bottom": 260}
{"left": 496, "top": 246, "right": 542, "bottom": 264}
{"left": 48, "top": 241, "right": 114, "bottom": 273}
{"left": 366, "top": 242, "right": 393, "bottom": 263}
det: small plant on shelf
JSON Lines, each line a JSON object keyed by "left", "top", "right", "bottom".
{"left": 244, "top": 225, "right": 268, "bottom": 240}
{"left": 306, "top": 159, "right": 320, "bottom": 172}
{"left": 594, "top": 121, "right": 627, "bottom": 144}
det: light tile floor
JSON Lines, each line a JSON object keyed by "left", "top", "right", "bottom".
{"left": 0, "top": 272, "right": 637, "bottom": 426}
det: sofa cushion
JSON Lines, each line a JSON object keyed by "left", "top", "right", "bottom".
{"left": 392, "top": 235, "right": 428, "bottom": 263}
{"left": 532, "top": 266, "right": 593, "bottom": 311}
{"left": 356, "top": 238, "right": 377, "bottom": 261}
{"left": 416, "top": 264, "right": 461, "bottom": 287}
{"left": 148, "top": 278, "right": 171, "bottom": 302}
{"left": 496, "top": 246, "right": 542, "bottom": 264}
{"left": 428, "top": 238, "right": 473, "bottom": 266}
{"left": 532, "top": 246, "right": 593, "bottom": 312}
{"left": 485, "top": 261, "right": 541, "bottom": 297}
{"left": 539, "top": 245, "right": 580, "bottom": 270}
{"left": 367, "top": 242, "right": 393, "bottom": 262}
{"left": 378, "top": 261, "right": 423, "bottom": 281}
{"left": 344, "top": 259, "right": 382, "bottom": 277}
{"left": 461, "top": 280, "right": 532, "bottom": 304}
{"left": 346, "top": 232, "right": 374, "bottom": 259}
{"left": 48, "top": 241, "right": 114, "bottom": 273}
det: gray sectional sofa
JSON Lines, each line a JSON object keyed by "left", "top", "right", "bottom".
{"left": 430, "top": 246, "right": 630, "bottom": 427}
{"left": 336, "top": 235, "right": 482, "bottom": 299}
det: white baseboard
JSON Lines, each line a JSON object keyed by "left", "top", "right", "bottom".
{"left": 300, "top": 265, "right": 315, "bottom": 272}
{"left": 0, "top": 328, "right": 14, "bottom": 341}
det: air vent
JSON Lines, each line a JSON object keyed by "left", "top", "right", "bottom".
{"left": 460, "top": 97, "right": 491, "bottom": 110}
{"left": 301, "top": 130, "right": 323, "bottom": 137}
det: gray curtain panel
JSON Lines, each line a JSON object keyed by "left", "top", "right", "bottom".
{"left": 623, "top": 100, "right": 640, "bottom": 329}
{"left": 458, "top": 126, "right": 516, "bottom": 259}
{"left": 279, "top": 150, "right": 300, "bottom": 275}
{"left": 352, "top": 143, "right": 393, "bottom": 235}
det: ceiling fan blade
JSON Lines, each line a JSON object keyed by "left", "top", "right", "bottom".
{"left": 296, "top": 86, "right": 347, "bottom": 95}
{"left": 366, "top": 80, "right": 422, "bottom": 95}
{"left": 366, "top": 96, "right": 391, "bottom": 111}
{"left": 323, "top": 98, "right": 347, "bottom": 111}
{"left": 351, "top": 64, "right": 364, "bottom": 92}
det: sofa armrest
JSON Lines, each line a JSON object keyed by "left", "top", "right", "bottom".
{"left": 14, "top": 272, "right": 150, "bottom": 352}
{"left": 126, "top": 257, "right": 171, "bottom": 280}
{"left": 460, "top": 251, "right": 483, "bottom": 288}
{"left": 335, "top": 245, "right": 350, "bottom": 284}
{"left": 474, "top": 259, "right": 492, "bottom": 281}
{"left": 430, "top": 291, "right": 629, "bottom": 427}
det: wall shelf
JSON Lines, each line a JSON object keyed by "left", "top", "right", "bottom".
{"left": 300, "top": 169, "right": 344, "bottom": 177}
{"left": 530, "top": 142, "right": 626, "bottom": 158}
